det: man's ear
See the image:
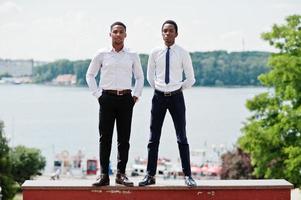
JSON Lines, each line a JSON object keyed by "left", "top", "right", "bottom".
{"left": 175, "top": 32, "right": 178, "bottom": 38}
{"left": 109, "top": 32, "right": 112, "bottom": 37}
{"left": 125, "top": 32, "right": 127, "bottom": 38}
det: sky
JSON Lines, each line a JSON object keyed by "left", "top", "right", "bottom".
{"left": 0, "top": 0, "right": 300, "bottom": 61}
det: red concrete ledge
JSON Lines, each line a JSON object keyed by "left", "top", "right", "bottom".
{"left": 22, "top": 179, "right": 293, "bottom": 200}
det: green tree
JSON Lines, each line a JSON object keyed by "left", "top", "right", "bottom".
{"left": 73, "top": 59, "right": 90, "bottom": 86}
{"left": 10, "top": 145, "right": 46, "bottom": 185}
{"left": 0, "top": 120, "right": 17, "bottom": 200}
{"left": 32, "top": 51, "right": 269, "bottom": 87}
{"left": 190, "top": 51, "right": 269, "bottom": 86}
{"left": 139, "top": 54, "right": 148, "bottom": 86}
{"left": 238, "top": 15, "right": 301, "bottom": 187}
{"left": 0, "top": 73, "right": 12, "bottom": 79}
{"left": 33, "top": 59, "right": 74, "bottom": 83}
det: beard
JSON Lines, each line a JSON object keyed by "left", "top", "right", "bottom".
{"left": 164, "top": 38, "right": 174, "bottom": 45}
{"left": 113, "top": 40, "right": 124, "bottom": 45}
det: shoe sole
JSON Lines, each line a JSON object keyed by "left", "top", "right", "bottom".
{"left": 186, "top": 184, "right": 197, "bottom": 187}
{"left": 138, "top": 182, "right": 156, "bottom": 187}
{"left": 92, "top": 181, "right": 110, "bottom": 187}
{"left": 115, "top": 181, "right": 134, "bottom": 187}
{"left": 92, "top": 183, "right": 110, "bottom": 187}
{"left": 185, "top": 182, "right": 197, "bottom": 187}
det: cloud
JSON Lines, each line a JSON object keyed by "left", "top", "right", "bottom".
{"left": 0, "top": 21, "right": 24, "bottom": 32}
{"left": 30, "top": 10, "right": 92, "bottom": 35}
{"left": 220, "top": 30, "right": 243, "bottom": 40}
{"left": 191, "top": 19, "right": 209, "bottom": 26}
{"left": 0, "top": 1, "right": 22, "bottom": 14}
{"left": 273, "top": 2, "right": 296, "bottom": 10}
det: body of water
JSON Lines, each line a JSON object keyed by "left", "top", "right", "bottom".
{"left": 0, "top": 84, "right": 266, "bottom": 173}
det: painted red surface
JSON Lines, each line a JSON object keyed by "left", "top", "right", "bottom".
{"left": 23, "top": 188, "right": 291, "bottom": 200}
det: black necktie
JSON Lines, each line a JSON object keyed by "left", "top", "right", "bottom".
{"left": 165, "top": 47, "right": 170, "bottom": 84}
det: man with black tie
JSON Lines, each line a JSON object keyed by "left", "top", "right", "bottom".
{"left": 139, "top": 20, "right": 197, "bottom": 187}
{"left": 86, "top": 21, "right": 144, "bottom": 187}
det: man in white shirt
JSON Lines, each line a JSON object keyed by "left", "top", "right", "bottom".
{"left": 139, "top": 20, "right": 197, "bottom": 187}
{"left": 86, "top": 21, "right": 144, "bottom": 187}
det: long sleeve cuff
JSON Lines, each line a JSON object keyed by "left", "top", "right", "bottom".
{"left": 92, "top": 89, "right": 102, "bottom": 99}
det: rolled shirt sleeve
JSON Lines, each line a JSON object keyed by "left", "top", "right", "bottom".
{"left": 86, "top": 48, "right": 144, "bottom": 99}
{"left": 146, "top": 51, "right": 156, "bottom": 89}
{"left": 181, "top": 50, "right": 196, "bottom": 90}
{"left": 146, "top": 44, "right": 195, "bottom": 92}
{"left": 132, "top": 53, "right": 144, "bottom": 97}
{"left": 86, "top": 52, "right": 102, "bottom": 99}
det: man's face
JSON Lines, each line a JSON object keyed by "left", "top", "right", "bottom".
{"left": 110, "top": 25, "right": 126, "bottom": 45}
{"left": 162, "top": 23, "right": 178, "bottom": 46}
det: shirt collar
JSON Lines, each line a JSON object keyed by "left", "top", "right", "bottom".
{"left": 110, "top": 46, "right": 128, "bottom": 53}
{"left": 164, "top": 43, "right": 176, "bottom": 50}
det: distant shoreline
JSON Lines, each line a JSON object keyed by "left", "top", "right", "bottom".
{"left": 0, "top": 83, "right": 268, "bottom": 89}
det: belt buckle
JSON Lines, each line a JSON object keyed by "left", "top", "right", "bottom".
{"left": 164, "top": 92, "right": 171, "bottom": 96}
{"left": 117, "top": 90, "right": 123, "bottom": 96}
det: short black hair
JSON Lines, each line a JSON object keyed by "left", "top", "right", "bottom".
{"left": 161, "top": 20, "right": 178, "bottom": 33}
{"left": 110, "top": 21, "right": 126, "bottom": 31}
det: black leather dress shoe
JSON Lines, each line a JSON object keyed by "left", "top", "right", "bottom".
{"left": 184, "top": 176, "right": 197, "bottom": 187}
{"left": 92, "top": 174, "right": 110, "bottom": 186}
{"left": 115, "top": 173, "right": 134, "bottom": 187}
{"left": 138, "top": 175, "right": 156, "bottom": 186}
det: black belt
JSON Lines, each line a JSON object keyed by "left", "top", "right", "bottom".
{"left": 102, "top": 89, "right": 132, "bottom": 96}
{"left": 155, "top": 88, "right": 182, "bottom": 96}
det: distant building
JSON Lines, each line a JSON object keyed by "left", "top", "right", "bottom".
{"left": 53, "top": 74, "right": 76, "bottom": 86}
{"left": 0, "top": 59, "right": 33, "bottom": 77}
{"left": 0, "top": 76, "right": 32, "bottom": 84}
{"left": 33, "top": 60, "right": 48, "bottom": 67}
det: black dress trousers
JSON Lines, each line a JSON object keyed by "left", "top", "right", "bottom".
{"left": 146, "top": 90, "right": 192, "bottom": 176}
{"left": 98, "top": 93, "right": 135, "bottom": 175}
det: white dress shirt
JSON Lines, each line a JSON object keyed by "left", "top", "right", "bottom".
{"left": 86, "top": 47, "right": 144, "bottom": 98}
{"left": 147, "top": 44, "right": 195, "bottom": 92}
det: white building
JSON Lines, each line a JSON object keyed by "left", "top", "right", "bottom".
{"left": 0, "top": 59, "right": 33, "bottom": 77}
